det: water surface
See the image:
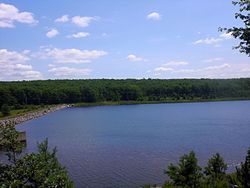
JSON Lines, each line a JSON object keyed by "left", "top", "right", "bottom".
{"left": 15, "top": 101, "right": 250, "bottom": 187}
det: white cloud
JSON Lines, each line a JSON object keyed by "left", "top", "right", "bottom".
{"left": 48, "top": 64, "right": 56, "bottom": 68}
{"left": 193, "top": 37, "right": 222, "bottom": 45}
{"left": 0, "top": 49, "right": 30, "bottom": 63}
{"left": 0, "top": 49, "right": 42, "bottom": 80}
{"left": 147, "top": 12, "right": 161, "bottom": 21}
{"left": 46, "top": 29, "right": 59, "bottom": 38}
{"left": 127, "top": 54, "right": 145, "bottom": 62}
{"left": 194, "top": 32, "right": 233, "bottom": 45}
{"left": 68, "top": 32, "right": 90, "bottom": 38}
{"left": 203, "top": 57, "right": 224, "bottom": 63}
{"left": 0, "top": 65, "right": 42, "bottom": 80}
{"left": 203, "top": 63, "right": 231, "bottom": 71}
{"left": 155, "top": 63, "right": 231, "bottom": 74}
{"left": 153, "top": 62, "right": 250, "bottom": 78}
{"left": 48, "top": 66, "right": 91, "bottom": 77}
{"left": 55, "top": 15, "right": 69, "bottom": 23}
{"left": 45, "top": 48, "right": 107, "bottom": 64}
{"left": 164, "top": 61, "right": 189, "bottom": 66}
{"left": 22, "top": 50, "right": 30, "bottom": 55}
{"left": 71, "top": 16, "right": 95, "bottom": 27}
{"left": 154, "top": 60, "right": 188, "bottom": 72}
{"left": 0, "top": 3, "right": 37, "bottom": 28}
{"left": 154, "top": 67, "right": 174, "bottom": 72}
{"left": 55, "top": 15, "right": 96, "bottom": 27}
{"left": 220, "top": 32, "right": 233, "bottom": 39}
{"left": 177, "top": 64, "right": 231, "bottom": 73}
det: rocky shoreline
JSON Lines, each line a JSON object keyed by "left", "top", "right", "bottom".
{"left": 0, "top": 105, "right": 71, "bottom": 126}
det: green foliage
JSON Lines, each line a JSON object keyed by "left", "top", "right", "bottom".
{"left": 0, "top": 124, "right": 73, "bottom": 187}
{"left": 80, "top": 86, "right": 97, "bottom": 102}
{"left": 0, "top": 79, "right": 250, "bottom": 107}
{"left": 0, "top": 123, "right": 23, "bottom": 163}
{"left": 204, "top": 153, "right": 229, "bottom": 187}
{"left": 235, "top": 148, "right": 250, "bottom": 187}
{"left": 220, "top": 0, "right": 250, "bottom": 56}
{"left": 1, "top": 104, "right": 10, "bottom": 116}
{"left": 165, "top": 151, "right": 203, "bottom": 187}
{"left": 204, "top": 153, "right": 227, "bottom": 180}
{"left": 155, "top": 149, "right": 250, "bottom": 188}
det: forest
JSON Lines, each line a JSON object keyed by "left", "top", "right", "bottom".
{"left": 0, "top": 78, "right": 250, "bottom": 108}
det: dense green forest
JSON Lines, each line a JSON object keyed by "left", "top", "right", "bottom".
{"left": 0, "top": 79, "right": 250, "bottom": 108}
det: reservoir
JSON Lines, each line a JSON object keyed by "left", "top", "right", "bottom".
{"left": 16, "top": 101, "right": 250, "bottom": 187}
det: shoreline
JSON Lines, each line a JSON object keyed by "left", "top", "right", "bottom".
{"left": 74, "top": 97, "right": 250, "bottom": 107}
{"left": 1, "top": 98, "right": 249, "bottom": 126}
{"left": 0, "top": 104, "right": 71, "bottom": 126}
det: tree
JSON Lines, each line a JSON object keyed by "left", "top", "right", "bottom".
{"left": 204, "top": 153, "right": 228, "bottom": 187}
{"left": 1, "top": 104, "right": 10, "bottom": 116}
{"left": 80, "top": 86, "right": 97, "bottom": 102}
{"left": 235, "top": 148, "right": 250, "bottom": 187}
{"left": 0, "top": 124, "right": 73, "bottom": 187}
{"left": 165, "top": 151, "right": 203, "bottom": 187}
{"left": 146, "top": 148, "right": 250, "bottom": 188}
{"left": 220, "top": 0, "right": 250, "bottom": 56}
{"left": 0, "top": 123, "right": 23, "bottom": 163}
{"left": 204, "top": 153, "right": 227, "bottom": 179}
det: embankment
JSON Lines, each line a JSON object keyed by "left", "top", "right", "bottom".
{"left": 0, "top": 105, "right": 71, "bottom": 126}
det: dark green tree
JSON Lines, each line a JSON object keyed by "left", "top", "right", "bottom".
{"left": 235, "top": 148, "right": 250, "bottom": 188}
{"left": 0, "top": 123, "right": 23, "bottom": 163}
{"left": 220, "top": 0, "right": 250, "bottom": 56}
{"left": 204, "top": 153, "right": 227, "bottom": 179}
{"left": 80, "top": 86, "right": 97, "bottom": 102}
{"left": 1, "top": 104, "right": 10, "bottom": 116}
{"left": 204, "top": 153, "right": 228, "bottom": 187}
{"left": 165, "top": 151, "right": 203, "bottom": 187}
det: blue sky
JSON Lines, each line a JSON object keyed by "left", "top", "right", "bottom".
{"left": 0, "top": 0, "right": 249, "bottom": 80}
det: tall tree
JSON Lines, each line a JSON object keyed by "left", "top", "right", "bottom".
{"left": 165, "top": 151, "right": 203, "bottom": 187}
{"left": 235, "top": 148, "right": 250, "bottom": 187}
{"left": 204, "top": 153, "right": 228, "bottom": 187}
{"left": 0, "top": 123, "right": 23, "bottom": 163}
{"left": 204, "top": 153, "right": 228, "bottom": 179}
{"left": 220, "top": 0, "right": 250, "bottom": 56}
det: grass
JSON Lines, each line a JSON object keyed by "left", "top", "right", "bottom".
{"left": 0, "top": 105, "right": 57, "bottom": 120}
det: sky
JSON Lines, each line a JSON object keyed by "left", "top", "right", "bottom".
{"left": 0, "top": 0, "right": 249, "bottom": 81}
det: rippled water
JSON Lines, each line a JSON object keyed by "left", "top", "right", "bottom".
{"left": 14, "top": 101, "right": 250, "bottom": 187}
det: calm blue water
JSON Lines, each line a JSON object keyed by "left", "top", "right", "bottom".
{"left": 14, "top": 101, "right": 250, "bottom": 187}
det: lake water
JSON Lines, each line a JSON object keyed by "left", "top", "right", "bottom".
{"left": 14, "top": 101, "right": 250, "bottom": 187}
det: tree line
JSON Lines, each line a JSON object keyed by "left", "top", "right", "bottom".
{"left": 0, "top": 79, "right": 250, "bottom": 109}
